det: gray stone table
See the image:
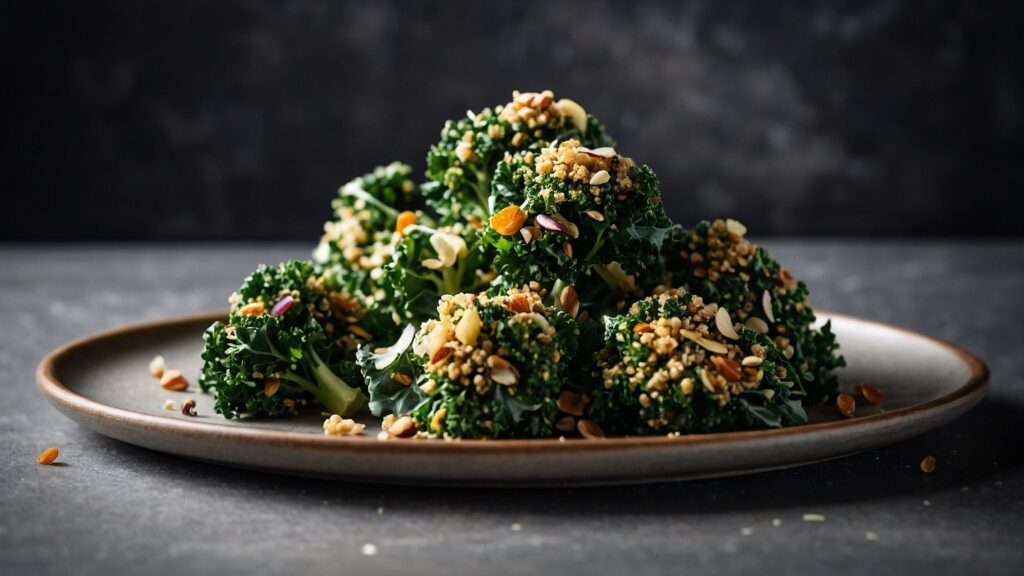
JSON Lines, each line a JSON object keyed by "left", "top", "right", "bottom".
{"left": 2, "top": 242, "right": 1022, "bottom": 576}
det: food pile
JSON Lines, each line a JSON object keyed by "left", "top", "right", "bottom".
{"left": 198, "top": 90, "right": 844, "bottom": 439}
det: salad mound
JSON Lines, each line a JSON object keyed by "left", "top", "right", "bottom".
{"left": 587, "top": 287, "right": 807, "bottom": 436}
{"left": 198, "top": 89, "right": 845, "bottom": 439}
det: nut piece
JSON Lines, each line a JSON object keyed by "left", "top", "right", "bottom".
{"left": 589, "top": 170, "right": 610, "bottom": 186}
{"left": 555, "top": 98, "right": 587, "bottom": 132}
{"left": 741, "top": 355, "right": 764, "bottom": 367}
{"left": 725, "top": 219, "right": 747, "bottom": 238}
{"left": 576, "top": 419, "right": 605, "bottom": 440}
{"left": 159, "top": 369, "right": 188, "bottom": 391}
{"left": 455, "top": 307, "right": 482, "bottom": 346}
{"left": 835, "top": 393, "right": 856, "bottom": 418}
{"left": 920, "top": 455, "right": 937, "bottom": 474}
{"left": 715, "top": 307, "right": 740, "bottom": 340}
{"left": 555, "top": 416, "right": 577, "bottom": 433}
{"left": 180, "top": 399, "right": 197, "bottom": 416}
{"left": 148, "top": 355, "right": 166, "bottom": 378}
{"left": 762, "top": 291, "right": 776, "bottom": 324}
{"left": 392, "top": 372, "right": 412, "bottom": 386}
{"left": 856, "top": 383, "right": 884, "bottom": 405}
{"left": 711, "top": 356, "right": 743, "bottom": 382}
{"left": 745, "top": 317, "right": 770, "bottom": 334}
{"left": 556, "top": 391, "right": 587, "bottom": 417}
{"left": 388, "top": 415, "right": 417, "bottom": 438}
{"left": 584, "top": 210, "right": 605, "bottom": 222}
{"left": 508, "top": 295, "right": 531, "bottom": 313}
{"left": 264, "top": 378, "right": 281, "bottom": 398}
{"left": 487, "top": 355, "right": 519, "bottom": 386}
{"left": 163, "top": 399, "right": 175, "bottom": 411}
{"left": 559, "top": 286, "right": 580, "bottom": 319}
{"left": 323, "top": 414, "right": 366, "bottom": 436}
{"left": 37, "top": 447, "right": 59, "bottom": 465}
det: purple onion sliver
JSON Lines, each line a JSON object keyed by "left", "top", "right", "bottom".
{"left": 535, "top": 214, "right": 568, "bottom": 235}
{"left": 271, "top": 295, "right": 296, "bottom": 317}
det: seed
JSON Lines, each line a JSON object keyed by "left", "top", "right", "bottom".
{"left": 741, "top": 355, "right": 763, "bottom": 367}
{"left": 762, "top": 291, "right": 776, "bottom": 323}
{"left": 180, "top": 399, "right": 197, "bottom": 417}
{"left": 715, "top": 307, "right": 740, "bottom": 340}
{"left": 37, "top": 447, "right": 59, "bottom": 465}
{"left": 576, "top": 419, "right": 605, "bottom": 440}
{"left": 520, "top": 227, "right": 533, "bottom": 244}
{"left": 557, "top": 391, "right": 587, "bottom": 416}
{"left": 430, "top": 407, "right": 447, "bottom": 433}
{"left": 585, "top": 146, "right": 616, "bottom": 158}
{"left": 148, "top": 355, "right": 166, "bottom": 378}
{"left": 836, "top": 393, "right": 856, "bottom": 418}
{"left": 238, "top": 302, "right": 265, "bottom": 316}
{"left": 427, "top": 322, "right": 452, "bottom": 358}
{"left": 455, "top": 307, "right": 482, "bottom": 346}
{"left": 392, "top": 372, "right": 412, "bottom": 386}
{"left": 395, "top": 211, "right": 417, "bottom": 236}
{"left": 697, "top": 337, "right": 729, "bottom": 355}
{"left": 920, "top": 455, "right": 937, "bottom": 474}
{"left": 159, "top": 369, "right": 188, "bottom": 391}
{"left": 711, "top": 356, "right": 743, "bottom": 382}
{"left": 508, "top": 295, "right": 531, "bottom": 313}
{"left": 633, "top": 323, "right": 653, "bottom": 334}
{"left": 589, "top": 170, "right": 610, "bottom": 186}
{"left": 163, "top": 399, "right": 175, "bottom": 411}
{"left": 389, "top": 416, "right": 417, "bottom": 438}
{"left": 692, "top": 267, "right": 708, "bottom": 279}
{"left": 562, "top": 242, "right": 573, "bottom": 258}
{"left": 264, "top": 378, "right": 281, "bottom": 397}
{"left": 348, "top": 324, "right": 371, "bottom": 339}
{"left": 680, "top": 378, "right": 695, "bottom": 395}
{"left": 555, "top": 416, "right": 576, "bottom": 433}
{"left": 490, "top": 205, "right": 528, "bottom": 236}
{"left": 584, "top": 210, "right": 605, "bottom": 222}
{"left": 559, "top": 286, "right": 580, "bottom": 319}
{"left": 857, "top": 383, "right": 884, "bottom": 405}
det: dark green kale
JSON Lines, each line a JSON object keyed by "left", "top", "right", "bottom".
{"left": 586, "top": 288, "right": 807, "bottom": 436}
{"left": 380, "top": 223, "right": 495, "bottom": 324}
{"left": 657, "top": 220, "right": 845, "bottom": 405}
{"left": 485, "top": 139, "right": 672, "bottom": 317}
{"left": 386, "top": 288, "right": 579, "bottom": 439}
{"left": 424, "top": 90, "right": 614, "bottom": 224}
{"left": 313, "top": 162, "right": 427, "bottom": 303}
{"left": 198, "top": 260, "right": 372, "bottom": 418}
{"left": 356, "top": 325, "right": 430, "bottom": 418}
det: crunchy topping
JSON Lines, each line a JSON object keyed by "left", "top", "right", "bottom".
{"left": 534, "top": 139, "right": 633, "bottom": 195}
{"left": 323, "top": 414, "right": 366, "bottom": 436}
{"left": 36, "top": 447, "right": 59, "bottom": 465}
{"left": 148, "top": 355, "right": 166, "bottom": 378}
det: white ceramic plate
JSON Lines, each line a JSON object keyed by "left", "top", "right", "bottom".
{"left": 36, "top": 312, "right": 987, "bottom": 486}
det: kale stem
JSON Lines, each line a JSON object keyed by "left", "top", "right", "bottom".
{"left": 593, "top": 263, "right": 623, "bottom": 295}
{"left": 339, "top": 184, "right": 399, "bottom": 218}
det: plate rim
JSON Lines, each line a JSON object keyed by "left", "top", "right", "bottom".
{"left": 36, "top": 310, "right": 989, "bottom": 455}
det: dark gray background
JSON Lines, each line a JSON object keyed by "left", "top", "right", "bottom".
{"left": 6, "top": 0, "right": 1024, "bottom": 241}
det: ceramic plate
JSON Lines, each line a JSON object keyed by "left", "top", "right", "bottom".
{"left": 36, "top": 312, "right": 987, "bottom": 486}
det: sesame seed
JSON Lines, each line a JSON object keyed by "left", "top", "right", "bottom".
{"left": 361, "top": 543, "right": 378, "bottom": 556}
{"left": 802, "top": 513, "right": 826, "bottom": 522}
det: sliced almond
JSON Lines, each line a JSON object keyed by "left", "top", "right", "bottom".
{"left": 715, "top": 307, "right": 740, "bottom": 340}
{"left": 559, "top": 286, "right": 580, "bottom": 319}
{"left": 711, "top": 356, "right": 743, "bottom": 382}
{"left": 388, "top": 416, "right": 417, "bottom": 438}
{"left": 576, "top": 419, "right": 605, "bottom": 439}
{"left": 264, "top": 378, "right": 281, "bottom": 397}
{"left": 589, "top": 170, "right": 610, "bottom": 186}
{"left": 584, "top": 210, "right": 605, "bottom": 222}
{"left": 585, "top": 146, "right": 616, "bottom": 158}
{"left": 555, "top": 416, "right": 577, "bottom": 433}
{"left": 520, "top": 227, "right": 533, "bottom": 244}
{"left": 836, "top": 393, "right": 856, "bottom": 418}
{"left": 762, "top": 291, "right": 776, "bottom": 324}
{"left": 347, "top": 324, "right": 371, "bottom": 339}
{"left": 490, "top": 365, "right": 519, "bottom": 386}
{"left": 427, "top": 322, "right": 452, "bottom": 358}
{"left": 745, "top": 317, "right": 770, "bottom": 334}
{"left": 555, "top": 98, "right": 587, "bottom": 132}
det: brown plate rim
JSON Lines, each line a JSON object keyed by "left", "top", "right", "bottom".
{"left": 36, "top": 310, "right": 989, "bottom": 455}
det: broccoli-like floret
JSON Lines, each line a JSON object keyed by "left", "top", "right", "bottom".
{"left": 313, "top": 162, "right": 428, "bottom": 303}
{"left": 381, "top": 223, "right": 495, "bottom": 324}
{"left": 586, "top": 288, "right": 807, "bottom": 436}
{"left": 198, "top": 260, "right": 371, "bottom": 418}
{"left": 657, "top": 220, "right": 845, "bottom": 405}
{"left": 362, "top": 287, "right": 580, "bottom": 439}
{"left": 424, "top": 90, "right": 614, "bottom": 224}
{"left": 485, "top": 139, "right": 673, "bottom": 317}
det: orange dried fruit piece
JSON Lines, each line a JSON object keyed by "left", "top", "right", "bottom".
{"left": 835, "top": 393, "right": 856, "bottom": 418}
{"left": 395, "top": 211, "right": 417, "bottom": 236}
{"left": 489, "top": 205, "right": 527, "bottom": 236}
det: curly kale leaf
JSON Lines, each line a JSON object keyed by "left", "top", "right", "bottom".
{"left": 357, "top": 325, "right": 429, "bottom": 417}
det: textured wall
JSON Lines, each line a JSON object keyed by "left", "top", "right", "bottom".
{"left": 7, "top": 0, "right": 1023, "bottom": 240}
